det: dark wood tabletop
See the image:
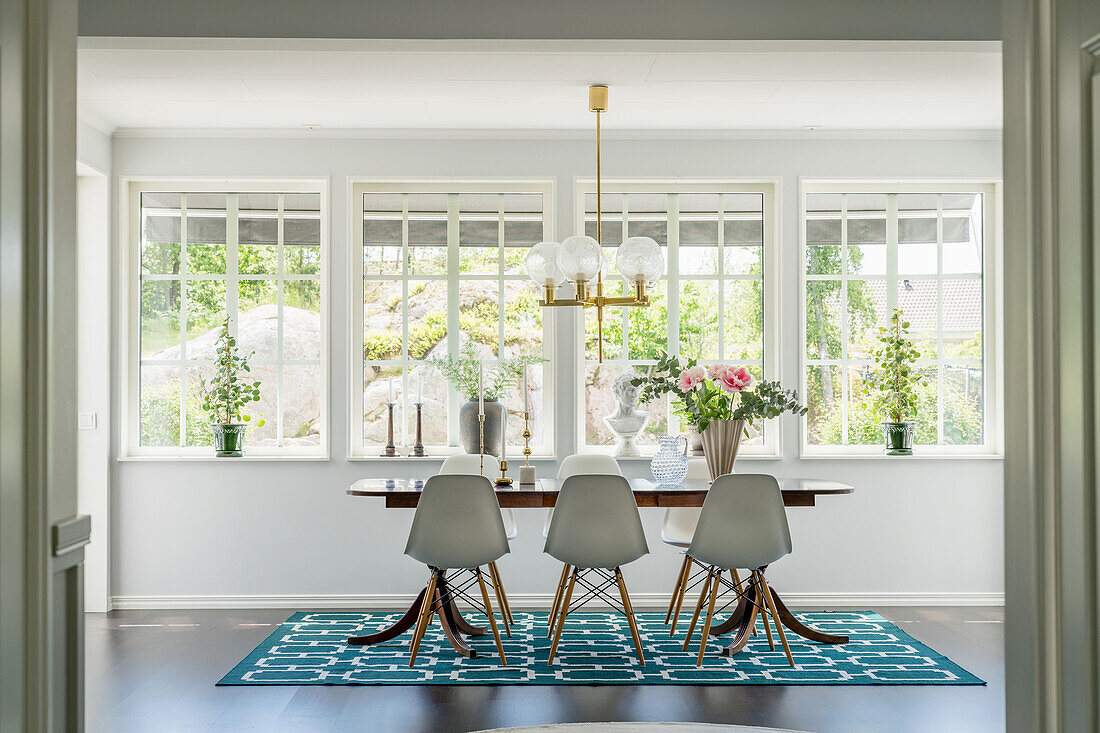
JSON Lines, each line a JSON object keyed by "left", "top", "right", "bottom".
{"left": 347, "top": 476, "right": 854, "bottom": 508}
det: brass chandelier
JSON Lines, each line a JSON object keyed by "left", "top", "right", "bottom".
{"left": 523, "top": 85, "right": 665, "bottom": 363}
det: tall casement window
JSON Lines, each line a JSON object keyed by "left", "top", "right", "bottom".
{"left": 125, "top": 180, "right": 327, "bottom": 457}
{"left": 576, "top": 181, "right": 779, "bottom": 455}
{"left": 801, "top": 181, "right": 1001, "bottom": 455}
{"left": 350, "top": 181, "right": 553, "bottom": 458}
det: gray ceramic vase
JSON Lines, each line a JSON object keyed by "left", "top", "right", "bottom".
{"left": 459, "top": 399, "right": 506, "bottom": 457}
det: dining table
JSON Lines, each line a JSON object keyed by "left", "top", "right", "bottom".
{"left": 346, "top": 475, "right": 854, "bottom": 659}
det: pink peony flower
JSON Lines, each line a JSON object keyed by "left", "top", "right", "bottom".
{"left": 708, "top": 364, "right": 732, "bottom": 382}
{"left": 716, "top": 365, "right": 754, "bottom": 394}
{"left": 677, "top": 365, "right": 707, "bottom": 392}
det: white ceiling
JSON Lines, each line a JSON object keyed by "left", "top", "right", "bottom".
{"left": 77, "top": 39, "right": 1002, "bottom": 135}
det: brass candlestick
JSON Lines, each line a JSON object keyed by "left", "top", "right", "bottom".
{"left": 494, "top": 411, "right": 512, "bottom": 487}
{"left": 519, "top": 411, "right": 535, "bottom": 485}
{"left": 380, "top": 402, "right": 397, "bottom": 457}
{"left": 409, "top": 402, "right": 426, "bottom": 457}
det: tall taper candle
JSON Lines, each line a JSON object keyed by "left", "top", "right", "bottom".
{"left": 388, "top": 376, "right": 394, "bottom": 403}
{"left": 478, "top": 364, "right": 484, "bottom": 416}
{"left": 501, "top": 411, "right": 507, "bottom": 462}
{"left": 523, "top": 365, "right": 529, "bottom": 414}
{"left": 417, "top": 371, "right": 423, "bottom": 404}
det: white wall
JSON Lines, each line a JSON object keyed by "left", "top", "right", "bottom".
{"left": 109, "top": 134, "right": 1004, "bottom": 608}
{"left": 78, "top": 122, "right": 113, "bottom": 612}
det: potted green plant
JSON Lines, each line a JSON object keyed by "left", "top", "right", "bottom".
{"left": 864, "top": 308, "right": 925, "bottom": 455}
{"left": 633, "top": 352, "right": 806, "bottom": 479}
{"left": 428, "top": 341, "right": 541, "bottom": 456}
{"left": 198, "top": 316, "right": 264, "bottom": 457}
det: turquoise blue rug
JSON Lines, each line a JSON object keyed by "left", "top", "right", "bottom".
{"left": 218, "top": 610, "right": 983, "bottom": 686}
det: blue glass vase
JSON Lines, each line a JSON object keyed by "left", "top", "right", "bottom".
{"left": 650, "top": 434, "right": 689, "bottom": 485}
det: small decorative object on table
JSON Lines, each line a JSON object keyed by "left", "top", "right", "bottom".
{"left": 863, "top": 308, "right": 925, "bottom": 456}
{"left": 650, "top": 434, "right": 689, "bottom": 486}
{"left": 604, "top": 370, "right": 649, "bottom": 457}
{"left": 633, "top": 352, "right": 806, "bottom": 480}
{"left": 198, "top": 316, "right": 264, "bottom": 458}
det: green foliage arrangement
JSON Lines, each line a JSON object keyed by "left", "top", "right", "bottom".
{"left": 428, "top": 341, "right": 542, "bottom": 401}
{"left": 198, "top": 317, "right": 266, "bottom": 426}
{"left": 632, "top": 351, "right": 806, "bottom": 433}
{"left": 863, "top": 308, "right": 925, "bottom": 423}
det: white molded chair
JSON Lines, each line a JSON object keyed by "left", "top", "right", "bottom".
{"left": 542, "top": 454, "right": 623, "bottom": 539}
{"left": 676, "top": 473, "right": 795, "bottom": 667}
{"left": 439, "top": 453, "right": 517, "bottom": 627}
{"left": 543, "top": 474, "right": 649, "bottom": 665}
{"left": 403, "top": 474, "right": 511, "bottom": 667}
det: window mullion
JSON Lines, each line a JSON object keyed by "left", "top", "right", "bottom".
{"left": 716, "top": 196, "right": 725, "bottom": 362}
{"left": 498, "top": 195, "right": 506, "bottom": 362}
{"left": 446, "top": 194, "right": 460, "bottom": 447}
{"left": 936, "top": 194, "right": 945, "bottom": 445}
{"left": 840, "top": 195, "right": 850, "bottom": 446}
{"left": 620, "top": 194, "right": 630, "bottom": 359}
{"left": 178, "top": 194, "right": 189, "bottom": 448}
{"left": 667, "top": 193, "right": 680, "bottom": 435}
{"left": 400, "top": 199, "right": 411, "bottom": 450}
{"left": 276, "top": 194, "right": 286, "bottom": 448}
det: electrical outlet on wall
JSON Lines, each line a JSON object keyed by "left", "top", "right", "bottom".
{"left": 78, "top": 412, "right": 97, "bottom": 430}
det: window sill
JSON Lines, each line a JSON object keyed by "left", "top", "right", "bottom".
{"left": 607, "top": 453, "right": 782, "bottom": 461}
{"left": 798, "top": 451, "right": 1004, "bottom": 460}
{"left": 117, "top": 454, "right": 331, "bottom": 462}
{"left": 346, "top": 454, "right": 557, "bottom": 462}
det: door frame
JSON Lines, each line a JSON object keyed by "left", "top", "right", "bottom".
{"left": 1002, "top": 0, "right": 1100, "bottom": 730}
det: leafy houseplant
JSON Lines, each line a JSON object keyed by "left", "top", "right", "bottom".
{"left": 198, "top": 317, "right": 264, "bottom": 457}
{"left": 428, "top": 341, "right": 542, "bottom": 456}
{"left": 633, "top": 352, "right": 806, "bottom": 478}
{"left": 863, "top": 308, "right": 925, "bottom": 455}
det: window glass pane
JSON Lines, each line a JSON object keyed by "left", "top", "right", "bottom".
{"left": 237, "top": 280, "right": 278, "bottom": 360}
{"left": 680, "top": 281, "right": 718, "bottom": 358}
{"left": 185, "top": 193, "right": 226, "bottom": 274}
{"left": 897, "top": 278, "right": 938, "bottom": 355}
{"left": 142, "top": 193, "right": 182, "bottom": 275}
{"left": 185, "top": 279, "right": 226, "bottom": 351}
{"left": 140, "top": 280, "right": 181, "bottom": 357}
{"left": 363, "top": 193, "right": 404, "bottom": 276}
{"left": 363, "top": 279, "right": 404, "bottom": 361}
{"left": 459, "top": 280, "right": 500, "bottom": 357}
{"left": 584, "top": 193, "right": 622, "bottom": 245}
{"left": 459, "top": 193, "right": 500, "bottom": 275}
{"left": 184, "top": 365, "right": 215, "bottom": 447}
{"left": 282, "top": 364, "right": 322, "bottom": 446}
{"left": 238, "top": 193, "right": 279, "bottom": 275}
{"left": 627, "top": 286, "right": 667, "bottom": 360}
{"left": 805, "top": 280, "right": 843, "bottom": 360}
{"left": 284, "top": 285, "right": 323, "bottom": 362}
{"left": 362, "top": 363, "right": 403, "bottom": 447}
{"left": 408, "top": 194, "right": 447, "bottom": 276}
{"left": 680, "top": 246, "right": 718, "bottom": 276}
{"left": 406, "top": 363, "right": 449, "bottom": 447}
{"left": 847, "top": 279, "right": 885, "bottom": 359}
{"left": 407, "top": 280, "right": 448, "bottom": 360}
{"left": 502, "top": 281, "right": 542, "bottom": 359}
{"left": 943, "top": 364, "right": 984, "bottom": 445}
{"left": 804, "top": 365, "right": 842, "bottom": 445}
{"left": 140, "top": 364, "right": 181, "bottom": 447}
{"left": 846, "top": 365, "right": 881, "bottom": 445}
{"left": 724, "top": 281, "right": 764, "bottom": 361}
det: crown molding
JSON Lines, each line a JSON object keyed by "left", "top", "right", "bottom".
{"left": 110, "top": 126, "right": 1003, "bottom": 142}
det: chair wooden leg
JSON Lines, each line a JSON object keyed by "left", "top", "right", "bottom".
{"left": 682, "top": 568, "right": 714, "bottom": 651}
{"left": 488, "top": 561, "right": 514, "bottom": 627}
{"left": 547, "top": 563, "right": 571, "bottom": 637}
{"left": 665, "top": 554, "right": 691, "bottom": 624}
{"left": 408, "top": 570, "right": 439, "bottom": 668}
{"left": 752, "top": 572, "right": 776, "bottom": 650}
{"left": 669, "top": 559, "right": 693, "bottom": 637}
{"left": 547, "top": 569, "right": 577, "bottom": 665}
{"left": 476, "top": 569, "right": 508, "bottom": 666}
{"left": 696, "top": 566, "right": 722, "bottom": 666}
{"left": 614, "top": 568, "right": 646, "bottom": 666}
{"left": 759, "top": 573, "right": 794, "bottom": 667}
{"left": 487, "top": 562, "right": 511, "bottom": 637}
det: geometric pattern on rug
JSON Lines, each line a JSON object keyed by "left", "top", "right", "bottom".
{"left": 217, "top": 610, "right": 984, "bottom": 686}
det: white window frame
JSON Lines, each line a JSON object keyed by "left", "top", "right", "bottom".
{"left": 573, "top": 179, "right": 781, "bottom": 458}
{"left": 799, "top": 178, "right": 1003, "bottom": 458}
{"left": 119, "top": 177, "right": 330, "bottom": 460}
{"left": 347, "top": 178, "right": 557, "bottom": 460}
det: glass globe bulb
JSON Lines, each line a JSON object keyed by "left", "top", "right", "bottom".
{"left": 556, "top": 235, "right": 604, "bottom": 282}
{"left": 524, "top": 241, "right": 566, "bottom": 286}
{"left": 616, "top": 236, "right": 665, "bottom": 284}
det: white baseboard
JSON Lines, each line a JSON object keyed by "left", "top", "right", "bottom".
{"left": 109, "top": 591, "right": 1004, "bottom": 611}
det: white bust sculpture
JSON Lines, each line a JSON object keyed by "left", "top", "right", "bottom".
{"left": 604, "top": 371, "right": 649, "bottom": 457}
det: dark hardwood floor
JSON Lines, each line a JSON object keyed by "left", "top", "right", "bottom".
{"left": 86, "top": 606, "right": 1004, "bottom": 733}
